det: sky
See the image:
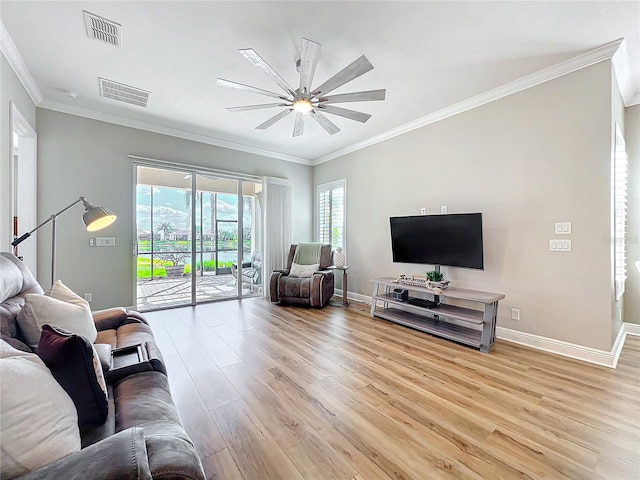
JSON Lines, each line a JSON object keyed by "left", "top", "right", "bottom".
{"left": 136, "top": 186, "right": 251, "bottom": 234}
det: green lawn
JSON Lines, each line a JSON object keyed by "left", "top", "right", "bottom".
{"left": 136, "top": 257, "right": 235, "bottom": 278}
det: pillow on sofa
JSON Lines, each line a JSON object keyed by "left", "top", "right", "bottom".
{"left": 16, "top": 293, "right": 97, "bottom": 351}
{"left": 38, "top": 324, "right": 109, "bottom": 425}
{"left": 47, "top": 279, "right": 91, "bottom": 308}
{"left": 289, "top": 262, "right": 320, "bottom": 278}
{"left": 0, "top": 340, "right": 80, "bottom": 478}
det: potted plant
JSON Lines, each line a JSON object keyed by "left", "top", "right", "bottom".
{"left": 426, "top": 270, "right": 450, "bottom": 289}
{"left": 158, "top": 251, "right": 190, "bottom": 277}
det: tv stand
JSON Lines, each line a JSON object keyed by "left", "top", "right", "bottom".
{"left": 369, "top": 277, "right": 505, "bottom": 352}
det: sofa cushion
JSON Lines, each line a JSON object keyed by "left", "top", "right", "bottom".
{"left": 278, "top": 275, "right": 312, "bottom": 298}
{"left": 17, "top": 293, "right": 97, "bottom": 350}
{"left": 0, "top": 253, "right": 44, "bottom": 348}
{"left": 0, "top": 340, "right": 80, "bottom": 479}
{"left": 38, "top": 324, "right": 109, "bottom": 426}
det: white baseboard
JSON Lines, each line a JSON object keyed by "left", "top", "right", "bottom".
{"left": 496, "top": 323, "right": 639, "bottom": 368}
{"left": 336, "top": 289, "right": 371, "bottom": 305}
{"left": 343, "top": 289, "right": 638, "bottom": 369}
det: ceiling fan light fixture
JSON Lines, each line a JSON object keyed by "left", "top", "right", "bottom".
{"left": 293, "top": 98, "right": 313, "bottom": 114}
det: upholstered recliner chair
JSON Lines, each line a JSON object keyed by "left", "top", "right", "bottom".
{"left": 270, "top": 243, "right": 334, "bottom": 308}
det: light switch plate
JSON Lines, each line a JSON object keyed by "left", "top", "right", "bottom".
{"left": 554, "top": 222, "right": 572, "bottom": 234}
{"left": 95, "top": 237, "right": 116, "bottom": 247}
{"left": 549, "top": 239, "right": 571, "bottom": 252}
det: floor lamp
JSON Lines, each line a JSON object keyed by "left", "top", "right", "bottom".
{"left": 11, "top": 196, "right": 117, "bottom": 286}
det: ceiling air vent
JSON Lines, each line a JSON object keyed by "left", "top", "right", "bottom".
{"left": 99, "top": 78, "right": 150, "bottom": 107}
{"left": 83, "top": 11, "right": 121, "bottom": 47}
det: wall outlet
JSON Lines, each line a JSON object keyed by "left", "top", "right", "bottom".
{"left": 511, "top": 308, "right": 520, "bottom": 320}
{"left": 420, "top": 207, "right": 426, "bottom": 214}
{"left": 89, "top": 238, "right": 94, "bottom": 247}
{"left": 84, "top": 293, "right": 92, "bottom": 302}
{"left": 440, "top": 205, "right": 447, "bottom": 214}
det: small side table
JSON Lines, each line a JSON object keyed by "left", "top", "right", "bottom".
{"left": 328, "top": 265, "right": 350, "bottom": 307}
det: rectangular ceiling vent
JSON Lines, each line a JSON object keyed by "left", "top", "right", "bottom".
{"left": 83, "top": 11, "right": 121, "bottom": 47}
{"left": 99, "top": 78, "right": 150, "bottom": 107}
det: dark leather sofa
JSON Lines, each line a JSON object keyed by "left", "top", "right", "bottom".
{"left": 0, "top": 252, "right": 205, "bottom": 480}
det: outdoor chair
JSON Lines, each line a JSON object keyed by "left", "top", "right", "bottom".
{"left": 231, "top": 251, "right": 262, "bottom": 291}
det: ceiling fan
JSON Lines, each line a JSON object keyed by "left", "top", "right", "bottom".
{"left": 217, "top": 38, "right": 386, "bottom": 137}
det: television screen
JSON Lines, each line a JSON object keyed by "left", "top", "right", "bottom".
{"left": 389, "top": 213, "right": 484, "bottom": 269}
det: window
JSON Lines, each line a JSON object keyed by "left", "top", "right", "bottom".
{"left": 317, "top": 179, "right": 346, "bottom": 251}
{"left": 614, "top": 123, "right": 628, "bottom": 300}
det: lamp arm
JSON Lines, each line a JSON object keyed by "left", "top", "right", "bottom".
{"left": 11, "top": 197, "right": 85, "bottom": 247}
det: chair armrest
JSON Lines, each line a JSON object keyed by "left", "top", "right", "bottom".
{"left": 92, "top": 307, "right": 148, "bottom": 331}
{"left": 17, "top": 427, "right": 152, "bottom": 480}
{"left": 313, "top": 269, "right": 334, "bottom": 277}
{"left": 273, "top": 268, "right": 290, "bottom": 275}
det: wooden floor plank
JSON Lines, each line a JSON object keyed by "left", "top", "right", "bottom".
{"left": 151, "top": 298, "right": 640, "bottom": 480}
{"left": 211, "top": 399, "right": 305, "bottom": 480}
{"left": 201, "top": 448, "right": 245, "bottom": 480}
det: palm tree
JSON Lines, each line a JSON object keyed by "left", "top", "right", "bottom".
{"left": 155, "top": 222, "right": 175, "bottom": 241}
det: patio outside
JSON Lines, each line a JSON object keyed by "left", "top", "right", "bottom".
{"left": 136, "top": 271, "right": 260, "bottom": 311}
{"left": 136, "top": 165, "right": 262, "bottom": 310}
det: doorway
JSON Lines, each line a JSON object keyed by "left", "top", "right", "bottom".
{"left": 9, "top": 103, "right": 38, "bottom": 274}
{"left": 134, "top": 164, "right": 263, "bottom": 311}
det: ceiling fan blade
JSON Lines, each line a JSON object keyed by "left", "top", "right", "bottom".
{"left": 256, "top": 109, "right": 292, "bottom": 130}
{"left": 298, "top": 38, "right": 321, "bottom": 95}
{"left": 226, "top": 103, "right": 288, "bottom": 112}
{"left": 320, "top": 89, "right": 386, "bottom": 104}
{"left": 292, "top": 112, "right": 305, "bottom": 137}
{"left": 311, "top": 55, "right": 374, "bottom": 97}
{"left": 240, "top": 48, "right": 296, "bottom": 97}
{"left": 217, "top": 78, "right": 288, "bottom": 101}
{"left": 311, "top": 111, "right": 340, "bottom": 135}
{"left": 319, "top": 105, "right": 371, "bottom": 123}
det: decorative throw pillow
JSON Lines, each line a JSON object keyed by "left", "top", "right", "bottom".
{"left": 289, "top": 262, "right": 320, "bottom": 278}
{"left": 0, "top": 340, "right": 80, "bottom": 478}
{"left": 16, "top": 293, "right": 97, "bottom": 351}
{"left": 38, "top": 324, "right": 109, "bottom": 425}
{"left": 47, "top": 279, "right": 91, "bottom": 309}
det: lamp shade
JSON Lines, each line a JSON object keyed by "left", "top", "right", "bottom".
{"left": 82, "top": 205, "right": 117, "bottom": 232}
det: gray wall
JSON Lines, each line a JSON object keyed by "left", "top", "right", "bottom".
{"left": 314, "top": 61, "right": 616, "bottom": 351}
{"left": 625, "top": 105, "right": 640, "bottom": 324}
{"left": 0, "top": 53, "right": 37, "bottom": 251}
{"left": 36, "top": 109, "right": 313, "bottom": 309}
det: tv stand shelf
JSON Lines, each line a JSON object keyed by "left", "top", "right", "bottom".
{"left": 369, "top": 277, "right": 505, "bottom": 352}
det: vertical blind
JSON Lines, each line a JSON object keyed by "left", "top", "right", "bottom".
{"left": 318, "top": 180, "right": 345, "bottom": 251}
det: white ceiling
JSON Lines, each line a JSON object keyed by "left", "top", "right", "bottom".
{"left": 1, "top": 1, "right": 639, "bottom": 164}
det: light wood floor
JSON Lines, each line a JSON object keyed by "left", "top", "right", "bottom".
{"left": 144, "top": 298, "right": 640, "bottom": 480}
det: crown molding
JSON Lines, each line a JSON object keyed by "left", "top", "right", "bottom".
{"left": 39, "top": 100, "right": 313, "bottom": 166}
{"left": 313, "top": 38, "right": 625, "bottom": 165}
{"left": 0, "top": 21, "right": 43, "bottom": 105}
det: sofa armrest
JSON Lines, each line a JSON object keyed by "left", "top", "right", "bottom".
{"left": 17, "top": 427, "right": 152, "bottom": 480}
{"left": 93, "top": 307, "right": 148, "bottom": 331}
{"left": 273, "top": 268, "right": 290, "bottom": 275}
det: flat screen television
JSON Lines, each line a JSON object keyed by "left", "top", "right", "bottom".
{"left": 389, "top": 213, "right": 484, "bottom": 269}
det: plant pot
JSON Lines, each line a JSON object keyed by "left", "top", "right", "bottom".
{"left": 165, "top": 265, "right": 185, "bottom": 277}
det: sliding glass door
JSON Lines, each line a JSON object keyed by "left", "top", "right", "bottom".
{"left": 135, "top": 165, "right": 262, "bottom": 311}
